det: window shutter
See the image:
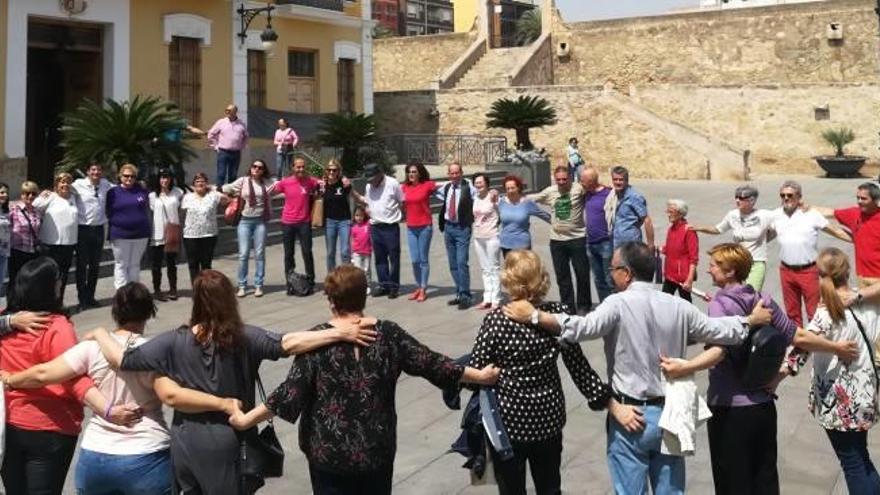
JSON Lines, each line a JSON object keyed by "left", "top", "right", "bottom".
{"left": 169, "top": 36, "right": 201, "bottom": 127}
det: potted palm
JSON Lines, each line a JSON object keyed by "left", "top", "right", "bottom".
{"left": 485, "top": 95, "right": 556, "bottom": 190}
{"left": 815, "top": 127, "right": 866, "bottom": 178}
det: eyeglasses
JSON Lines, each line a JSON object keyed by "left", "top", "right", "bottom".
{"left": 22, "top": 192, "right": 36, "bottom": 197}
{"left": 121, "top": 174, "right": 135, "bottom": 179}
{"left": 779, "top": 193, "right": 796, "bottom": 199}
{"left": 607, "top": 265, "right": 628, "bottom": 274}
{"left": 734, "top": 195, "right": 751, "bottom": 201}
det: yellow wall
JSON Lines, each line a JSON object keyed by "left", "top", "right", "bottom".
{"left": 0, "top": 0, "right": 7, "bottom": 155}
{"left": 453, "top": 0, "right": 478, "bottom": 32}
{"left": 129, "top": 0, "right": 233, "bottom": 130}
{"left": 269, "top": 17, "right": 364, "bottom": 113}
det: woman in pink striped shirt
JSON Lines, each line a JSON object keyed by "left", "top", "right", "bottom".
{"left": 273, "top": 118, "right": 299, "bottom": 180}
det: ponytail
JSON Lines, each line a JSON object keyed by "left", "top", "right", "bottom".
{"left": 816, "top": 247, "right": 850, "bottom": 324}
{"left": 819, "top": 275, "right": 845, "bottom": 324}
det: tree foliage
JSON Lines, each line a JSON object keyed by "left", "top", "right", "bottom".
{"left": 317, "top": 112, "right": 379, "bottom": 176}
{"left": 59, "top": 96, "right": 196, "bottom": 175}
{"left": 485, "top": 95, "right": 557, "bottom": 151}
{"left": 515, "top": 9, "right": 542, "bottom": 46}
{"left": 821, "top": 127, "right": 856, "bottom": 157}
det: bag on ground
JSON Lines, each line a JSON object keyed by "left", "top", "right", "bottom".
{"left": 286, "top": 271, "right": 312, "bottom": 297}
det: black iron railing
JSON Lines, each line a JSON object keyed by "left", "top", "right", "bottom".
{"left": 384, "top": 134, "right": 508, "bottom": 166}
{"left": 276, "top": 0, "right": 344, "bottom": 12}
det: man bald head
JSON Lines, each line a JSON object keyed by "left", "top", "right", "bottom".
{"left": 580, "top": 166, "right": 599, "bottom": 190}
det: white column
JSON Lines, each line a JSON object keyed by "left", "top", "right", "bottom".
{"left": 362, "top": 0, "right": 374, "bottom": 114}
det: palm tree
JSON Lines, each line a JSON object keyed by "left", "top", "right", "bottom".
{"left": 515, "top": 9, "right": 542, "bottom": 46}
{"left": 821, "top": 127, "right": 856, "bottom": 157}
{"left": 317, "top": 112, "right": 379, "bottom": 177}
{"left": 485, "top": 95, "right": 557, "bottom": 151}
{"left": 59, "top": 96, "right": 196, "bottom": 175}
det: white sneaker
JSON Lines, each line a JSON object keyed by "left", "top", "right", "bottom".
{"left": 254, "top": 287, "right": 264, "bottom": 297}
{"left": 237, "top": 287, "right": 246, "bottom": 298}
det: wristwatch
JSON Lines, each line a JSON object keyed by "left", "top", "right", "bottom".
{"left": 856, "top": 291, "right": 864, "bottom": 303}
{"left": 529, "top": 309, "right": 540, "bottom": 325}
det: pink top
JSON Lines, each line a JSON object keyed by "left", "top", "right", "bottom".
{"left": 401, "top": 180, "right": 436, "bottom": 228}
{"left": 207, "top": 117, "right": 248, "bottom": 151}
{"left": 472, "top": 194, "right": 499, "bottom": 239}
{"left": 273, "top": 128, "right": 299, "bottom": 153}
{"left": 275, "top": 176, "right": 319, "bottom": 224}
{"left": 351, "top": 222, "right": 372, "bottom": 255}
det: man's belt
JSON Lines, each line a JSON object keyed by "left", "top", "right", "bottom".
{"left": 616, "top": 393, "right": 665, "bottom": 407}
{"left": 781, "top": 261, "right": 816, "bottom": 271}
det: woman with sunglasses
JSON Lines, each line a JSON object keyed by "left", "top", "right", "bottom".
{"left": 106, "top": 164, "right": 152, "bottom": 291}
{"left": 321, "top": 159, "right": 353, "bottom": 272}
{"left": 689, "top": 185, "right": 774, "bottom": 290}
{"left": 32, "top": 172, "right": 80, "bottom": 304}
{"left": 7, "top": 181, "right": 41, "bottom": 298}
{"left": 222, "top": 159, "right": 277, "bottom": 297}
{"left": 400, "top": 160, "right": 436, "bottom": 302}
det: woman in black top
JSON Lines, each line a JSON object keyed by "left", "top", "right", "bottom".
{"left": 87, "top": 269, "right": 377, "bottom": 494}
{"left": 322, "top": 159, "right": 352, "bottom": 272}
{"left": 469, "top": 249, "right": 612, "bottom": 495}
{"left": 229, "top": 265, "right": 500, "bottom": 495}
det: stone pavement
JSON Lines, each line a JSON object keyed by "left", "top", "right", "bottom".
{"left": 58, "top": 175, "right": 877, "bottom": 494}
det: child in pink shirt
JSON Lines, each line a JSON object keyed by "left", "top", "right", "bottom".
{"left": 351, "top": 207, "right": 372, "bottom": 294}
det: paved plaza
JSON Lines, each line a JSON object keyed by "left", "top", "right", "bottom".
{"left": 59, "top": 175, "right": 877, "bottom": 494}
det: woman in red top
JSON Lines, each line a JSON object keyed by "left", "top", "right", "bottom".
{"left": 0, "top": 257, "right": 137, "bottom": 494}
{"left": 662, "top": 198, "right": 699, "bottom": 302}
{"left": 401, "top": 161, "right": 437, "bottom": 302}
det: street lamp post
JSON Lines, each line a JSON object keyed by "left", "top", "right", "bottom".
{"left": 237, "top": 3, "right": 279, "bottom": 50}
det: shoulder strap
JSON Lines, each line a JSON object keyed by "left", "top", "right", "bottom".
{"left": 18, "top": 206, "right": 39, "bottom": 239}
{"left": 847, "top": 307, "right": 880, "bottom": 391}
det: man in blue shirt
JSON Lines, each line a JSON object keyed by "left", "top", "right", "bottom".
{"left": 610, "top": 166, "right": 654, "bottom": 249}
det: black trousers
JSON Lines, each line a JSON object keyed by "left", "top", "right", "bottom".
{"left": 7, "top": 249, "right": 39, "bottom": 298}
{"left": 75, "top": 224, "right": 105, "bottom": 304}
{"left": 1, "top": 424, "right": 78, "bottom": 495}
{"left": 282, "top": 222, "right": 315, "bottom": 283}
{"left": 662, "top": 280, "right": 693, "bottom": 302}
{"left": 150, "top": 245, "right": 178, "bottom": 292}
{"left": 490, "top": 434, "right": 563, "bottom": 495}
{"left": 308, "top": 464, "right": 393, "bottom": 495}
{"left": 707, "top": 402, "right": 779, "bottom": 495}
{"left": 46, "top": 244, "right": 75, "bottom": 304}
{"left": 184, "top": 236, "right": 217, "bottom": 283}
{"left": 549, "top": 238, "right": 592, "bottom": 314}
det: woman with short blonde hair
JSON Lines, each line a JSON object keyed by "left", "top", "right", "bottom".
{"left": 32, "top": 172, "right": 79, "bottom": 302}
{"left": 470, "top": 249, "right": 611, "bottom": 494}
{"left": 7, "top": 181, "right": 42, "bottom": 296}
{"left": 106, "top": 163, "right": 151, "bottom": 289}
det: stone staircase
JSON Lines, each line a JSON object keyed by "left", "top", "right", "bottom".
{"left": 455, "top": 46, "right": 531, "bottom": 89}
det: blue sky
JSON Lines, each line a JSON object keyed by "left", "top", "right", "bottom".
{"left": 556, "top": 0, "right": 701, "bottom": 21}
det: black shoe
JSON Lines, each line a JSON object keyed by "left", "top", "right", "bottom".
{"left": 89, "top": 299, "right": 104, "bottom": 308}
{"left": 373, "top": 288, "right": 389, "bottom": 297}
{"left": 388, "top": 289, "right": 399, "bottom": 299}
{"left": 447, "top": 298, "right": 461, "bottom": 306}
{"left": 457, "top": 300, "right": 472, "bottom": 310}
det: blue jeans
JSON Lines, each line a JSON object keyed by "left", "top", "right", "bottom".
{"left": 407, "top": 226, "right": 433, "bottom": 288}
{"left": 607, "top": 404, "right": 685, "bottom": 495}
{"left": 325, "top": 218, "right": 352, "bottom": 272}
{"left": 444, "top": 222, "right": 472, "bottom": 300}
{"left": 216, "top": 149, "right": 241, "bottom": 185}
{"left": 371, "top": 223, "right": 400, "bottom": 291}
{"left": 237, "top": 217, "right": 267, "bottom": 288}
{"left": 588, "top": 239, "right": 614, "bottom": 302}
{"left": 826, "top": 429, "right": 880, "bottom": 495}
{"left": 275, "top": 151, "right": 291, "bottom": 180}
{"left": 75, "top": 448, "right": 172, "bottom": 495}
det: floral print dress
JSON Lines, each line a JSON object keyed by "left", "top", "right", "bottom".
{"left": 806, "top": 300, "right": 879, "bottom": 432}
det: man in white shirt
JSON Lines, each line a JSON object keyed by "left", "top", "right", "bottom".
{"left": 771, "top": 180, "right": 851, "bottom": 326}
{"left": 360, "top": 163, "right": 403, "bottom": 299}
{"left": 72, "top": 162, "right": 114, "bottom": 309}
{"left": 502, "top": 241, "right": 771, "bottom": 495}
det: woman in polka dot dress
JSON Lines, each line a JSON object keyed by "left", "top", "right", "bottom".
{"left": 468, "top": 249, "right": 613, "bottom": 495}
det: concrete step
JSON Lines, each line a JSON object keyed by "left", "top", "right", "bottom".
{"left": 455, "top": 46, "right": 531, "bottom": 89}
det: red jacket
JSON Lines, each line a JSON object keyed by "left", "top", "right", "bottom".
{"left": 1, "top": 314, "right": 94, "bottom": 435}
{"left": 663, "top": 220, "right": 699, "bottom": 285}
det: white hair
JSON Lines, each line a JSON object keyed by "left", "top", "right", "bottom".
{"left": 667, "top": 198, "right": 689, "bottom": 217}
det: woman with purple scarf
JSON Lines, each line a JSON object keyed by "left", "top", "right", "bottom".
{"left": 222, "top": 159, "right": 277, "bottom": 298}
{"left": 660, "top": 242, "right": 859, "bottom": 495}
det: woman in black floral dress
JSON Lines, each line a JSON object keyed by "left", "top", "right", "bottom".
{"left": 469, "top": 249, "right": 613, "bottom": 495}
{"left": 229, "top": 264, "right": 500, "bottom": 495}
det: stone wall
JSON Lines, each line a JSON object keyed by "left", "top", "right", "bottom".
{"left": 374, "top": 91, "right": 439, "bottom": 136}
{"left": 435, "top": 83, "right": 880, "bottom": 179}
{"left": 511, "top": 33, "right": 555, "bottom": 87}
{"left": 373, "top": 32, "right": 476, "bottom": 91}
{"left": 553, "top": 0, "right": 880, "bottom": 89}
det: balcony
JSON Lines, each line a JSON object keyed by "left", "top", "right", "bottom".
{"left": 275, "top": 0, "right": 344, "bottom": 12}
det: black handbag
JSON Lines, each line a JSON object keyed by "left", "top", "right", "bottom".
{"left": 239, "top": 373, "right": 284, "bottom": 480}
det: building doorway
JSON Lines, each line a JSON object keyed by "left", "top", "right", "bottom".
{"left": 25, "top": 20, "right": 103, "bottom": 187}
